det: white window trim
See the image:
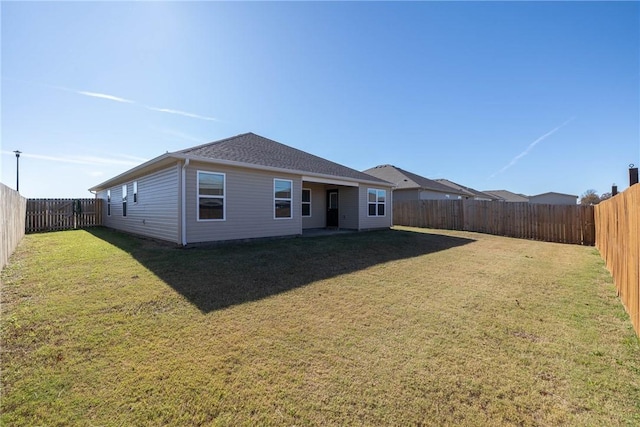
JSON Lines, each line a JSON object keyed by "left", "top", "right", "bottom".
{"left": 133, "top": 181, "right": 138, "bottom": 204}
{"left": 107, "top": 189, "right": 111, "bottom": 216}
{"left": 302, "top": 188, "right": 312, "bottom": 218}
{"left": 197, "top": 170, "right": 226, "bottom": 222}
{"left": 367, "top": 188, "right": 386, "bottom": 217}
{"left": 274, "top": 178, "right": 293, "bottom": 220}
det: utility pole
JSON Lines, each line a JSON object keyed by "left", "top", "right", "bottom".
{"left": 13, "top": 150, "right": 21, "bottom": 192}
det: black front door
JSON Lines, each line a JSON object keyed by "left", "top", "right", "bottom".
{"left": 326, "top": 190, "right": 339, "bottom": 227}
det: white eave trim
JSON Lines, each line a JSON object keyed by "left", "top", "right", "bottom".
{"left": 88, "top": 153, "right": 175, "bottom": 191}
{"left": 301, "top": 176, "right": 358, "bottom": 187}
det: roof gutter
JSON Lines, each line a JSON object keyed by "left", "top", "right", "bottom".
{"left": 181, "top": 158, "right": 190, "bottom": 247}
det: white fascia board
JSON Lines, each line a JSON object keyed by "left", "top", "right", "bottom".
{"left": 88, "top": 153, "right": 177, "bottom": 191}
{"left": 301, "top": 176, "right": 358, "bottom": 187}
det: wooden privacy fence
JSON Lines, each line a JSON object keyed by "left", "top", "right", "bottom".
{"left": 595, "top": 184, "right": 639, "bottom": 337}
{"left": 1, "top": 183, "right": 27, "bottom": 271}
{"left": 26, "top": 198, "right": 103, "bottom": 233}
{"left": 394, "top": 199, "right": 595, "bottom": 245}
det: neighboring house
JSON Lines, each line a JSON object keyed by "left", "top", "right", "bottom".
{"left": 528, "top": 192, "right": 578, "bottom": 205}
{"left": 89, "top": 133, "right": 393, "bottom": 245}
{"left": 483, "top": 190, "right": 530, "bottom": 203}
{"left": 434, "top": 179, "right": 499, "bottom": 201}
{"left": 363, "top": 165, "right": 470, "bottom": 201}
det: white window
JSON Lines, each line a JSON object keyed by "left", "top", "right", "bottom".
{"left": 198, "top": 171, "right": 225, "bottom": 221}
{"left": 274, "top": 179, "right": 292, "bottom": 219}
{"left": 302, "top": 188, "right": 311, "bottom": 217}
{"left": 368, "top": 188, "right": 386, "bottom": 217}
{"left": 107, "top": 189, "right": 111, "bottom": 216}
{"left": 122, "top": 184, "right": 128, "bottom": 217}
{"left": 133, "top": 181, "right": 138, "bottom": 203}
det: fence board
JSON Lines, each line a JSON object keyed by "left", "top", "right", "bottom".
{"left": 393, "top": 199, "right": 594, "bottom": 245}
{"left": 595, "top": 184, "right": 640, "bottom": 337}
{"left": 26, "top": 198, "right": 103, "bottom": 233}
{"left": 1, "top": 184, "right": 27, "bottom": 271}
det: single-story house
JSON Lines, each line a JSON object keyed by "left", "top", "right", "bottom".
{"left": 89, "top": 133, "right": 393, "bottom": 245}
{"left": 362, "top": 165, "right": 470, "bottom": 201}
{"left": 434, "top": 179, "right": 499, "bottom": 201}
{"left": 528, "top": 192, "right": 578, "bottom": 205}
{"left": 483, "top": 190, "right": 530, "bottom": 203}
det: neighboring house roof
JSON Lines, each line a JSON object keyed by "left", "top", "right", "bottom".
{"left": 434, "top": 179, "right": 497, "bottom": 200}
{"left": 529, "top": 191, "right": 578, "bottom": 199}
{"left": 363, "top": 165, "right": 466, "bottom": 195}
{"left": 90, "top": 133, "right": 390, "bottom": 191}
{"left": 483, "top": 190, "right": 530, "bottom": 203}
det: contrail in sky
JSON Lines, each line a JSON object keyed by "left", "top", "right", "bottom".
{"left": 78, "top": 91, "right": 135, "bottom": 104}
{"left": 1, "top": 78, "right": 219, "bottom": 122}
{"left": 0, "top": 151, "right": 143, "bottom": 167}
{"left": 73, "top": 88, "right": 219, "bottom": 121}
{"left": 490, "top": 116, "right": 575, "bottom": 178}
{"left": 144, "top": 106, "right": 218, "bottom": 121}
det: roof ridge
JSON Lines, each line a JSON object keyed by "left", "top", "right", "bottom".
{"left": 176, "top": 132, "right": 253, "bottom": 154}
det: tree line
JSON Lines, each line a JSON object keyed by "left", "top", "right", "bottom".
{"left": 580, "top": 189, "right": 612, "bottom": 206}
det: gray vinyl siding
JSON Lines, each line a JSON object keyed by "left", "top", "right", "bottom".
{"left": 186, "top": 162, "right": 302, "bottom": 243}
{"left": 529, "top": 194, "right": 577, "bottom": 205}
{"left": 359, "top": 186, "right": 392, "bottom": 230}
{"left": 302, "top": 183, "right": 326, "bottom": 229}
{"left": 392, "top": 189, "right": 420, "bottom": 203}
{"left": 419, "top": 189, "right": 459, "bottom": 200}
{"left": 338, "top": 187, "right": 359, "bottom": 229}
{"left": 100, "top": 166, "right": 180, "bottom": 243}
{"left": 393, "top": 188, "right": 455, "bottom": 202}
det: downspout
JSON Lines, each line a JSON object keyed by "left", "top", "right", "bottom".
{"left": 181, "top": 158, "right": 190, "bottom": 246}
{"left": 390, "top": 187, "right": 394, "bottom": 227}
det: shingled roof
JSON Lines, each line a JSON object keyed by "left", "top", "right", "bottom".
{"left": 483, "top": 190, "right": 530, "bottom": 203}
{"left": 363, "top": 164, "right": 467, "bottom": 195}
{"left": 435, "top": 179, "right": 498, "bottom": 200}
{"left": 89, "top": 133, "right": 391, "bottom": 192}
{"left": 179, "top": 133, "right": 389, "bottom": 184}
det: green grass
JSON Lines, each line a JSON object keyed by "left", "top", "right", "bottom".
{"left": 1, "top": 226, "right": 639, "bottom": 426}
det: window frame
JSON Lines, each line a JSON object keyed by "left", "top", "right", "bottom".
{"left": 274, "top": 178, "right": 293, "bottom": 220}
{"left": 107, "top": 189, "right": 111, "bottom": 216}
{"left": 367, "top": 188, "right": 386, "bottom": 217}
{"left": 197, "top": 170, "right": 226, "bottom": 222}
{"left": 301, "top": 188, "right": 312, "bottom": 217}
{"left": 122, "top": 184, "right": 128, "bottom": 217}
{"left": 133, "top": 181, "right": 138, "bottom": 204}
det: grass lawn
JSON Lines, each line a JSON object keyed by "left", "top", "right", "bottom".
{"left": 1, "top": 226, "right": 639, "bottom": 426}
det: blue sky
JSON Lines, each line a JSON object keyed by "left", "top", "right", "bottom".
{"left": 1, "top": 1, "right": 638, "bottom": 199}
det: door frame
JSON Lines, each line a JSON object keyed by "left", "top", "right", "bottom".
{"left": 326, "top": 189, "right": 339, "bottom": 228}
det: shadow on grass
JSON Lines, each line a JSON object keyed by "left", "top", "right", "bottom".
{"left": 87, "top": 228, "right": 475, "bottom": 313}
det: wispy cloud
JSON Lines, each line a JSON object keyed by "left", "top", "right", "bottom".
{"left": 490, "top": 117, "right": 575, "bottom": 178}
{"left": 7, "top": 78, "right": 219, "bottom": 122}
{"left": 73, "top": 88, "right": 218, "bottom": 121}
{"left": 1, "top": 151, "right": 144, "bottom": 167}
{"left": 144, "top": 106, "right": 218, "bottom": 121}
{"left": 77, "top": 91, "right": 134, "bottom": 103}
{"left": 153, "top": 127, "right": 208, "bottom": 144}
